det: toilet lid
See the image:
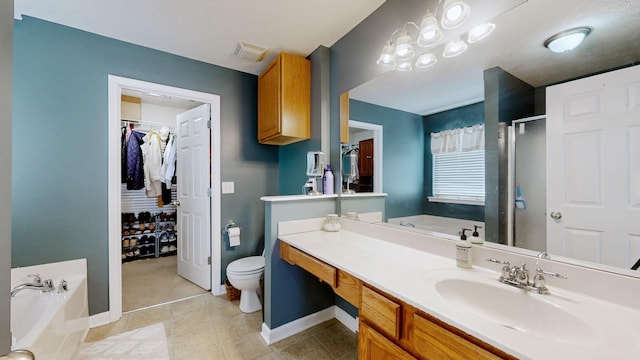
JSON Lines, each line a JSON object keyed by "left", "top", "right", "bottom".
{"left": 228, "top": 256, "right": 265, "bottom": 273}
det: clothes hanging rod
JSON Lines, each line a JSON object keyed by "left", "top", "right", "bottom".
{"left": 121, "top": 119, "right": 176, "bottom": 130}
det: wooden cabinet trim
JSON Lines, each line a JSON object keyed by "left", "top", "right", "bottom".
{"left": 335, "top": 270, "right": 361, "bottom": 308}
{"left": 280, "top": 242, "right": 336, "bottom": 287}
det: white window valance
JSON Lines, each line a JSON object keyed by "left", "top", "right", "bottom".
{"left": 430, "top": 124, "right": 484, "bottom": 154}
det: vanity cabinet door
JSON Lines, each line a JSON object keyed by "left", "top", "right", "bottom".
{"left": 361, "top": 285, "right": 402, "bottom": 340}
{"left": 359, "top": 322, "right": 416, "bottom": 360}
{"left": 411, "top": 313, "right": 503, "bottom": 360}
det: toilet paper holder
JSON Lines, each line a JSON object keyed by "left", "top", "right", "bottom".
{"left": 225, "top": 220, "right": 240, "bottom": 233}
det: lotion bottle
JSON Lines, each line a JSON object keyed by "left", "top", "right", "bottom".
{"left": 470, "top": 225, "right": 484, "bottom": 245}
{"left": 323, "top": 165, "right": 334, "bottom": 195}
{"left": 456, "top": 228, "right": 472, "bottom": 268}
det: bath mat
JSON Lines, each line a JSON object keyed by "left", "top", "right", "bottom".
{"left": 73, "top": 323, "right": 170, "bottom": 360}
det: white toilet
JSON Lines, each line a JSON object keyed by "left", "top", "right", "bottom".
{"left": 226, "top": 256, "right": 265, "bottom": 313}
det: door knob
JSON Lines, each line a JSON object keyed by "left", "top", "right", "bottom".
{"left": 550, "top": 211, "right": 562, "bottom": 220}
{"left": 172, "top": 200, "right": 181, "bottom": 206}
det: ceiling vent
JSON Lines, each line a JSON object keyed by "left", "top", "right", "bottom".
{"left": 233, "top": 41, "right": 268, "bottom": 62}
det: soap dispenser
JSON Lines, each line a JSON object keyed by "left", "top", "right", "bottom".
{"left": 456, "top": 228, "right": 472, "bottom": 268}
{"left": 470, "top": 225, "right": 484, "bottom": 245}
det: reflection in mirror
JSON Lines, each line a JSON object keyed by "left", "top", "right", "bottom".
{"left": 342, "top": 121, "right": 383, "bottom": 193}
{"left": 336, "top": 0, "right": 640, "bottom": 276}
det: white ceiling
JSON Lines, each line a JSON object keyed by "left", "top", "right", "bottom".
{"left": 14, "top": 0, "right": 640, "bottom": 116}
{"left": 14, "top": 0, "right": 385, "bottom": 75}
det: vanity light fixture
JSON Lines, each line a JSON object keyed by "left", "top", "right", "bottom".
{"left": 417, "top": 10, "right": 443, "bottom": 48}
{"left": 443, "top": 38, "right": 468, "bottom": 58}
{"left": 376, "top": 42, "right": 397, "bottom": 66}
{"left": 468, "top": 23, "right": 495, "bottom": 43}
{"left": 441, "top": 0, "right": 471, "bottom": 30}
{"left": 376, "top": 1, "right": 494, "bottom": 71}
{"left": 544, "top": 27, "right": 592, "bottom": 53}
{"left": 415, "top": 53, "right": 438, "bottom": 68}
{"left": 394, "top": 29, "right": 415, "bottom": 60}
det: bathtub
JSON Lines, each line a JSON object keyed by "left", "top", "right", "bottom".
{"left": 387, "top": 214, "right": 484, "bottom": 240}
{"left": 10, "top": 259, "right": 89, "bottom": 360}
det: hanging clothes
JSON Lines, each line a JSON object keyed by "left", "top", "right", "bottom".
{"left": 126, "top": 130, "right": 145, "bottom": 190}
{"left": 141, "top": 131, "right": 163, "bottom": 197}
{"left": 121, "top": 126, "right": 128, "bottom": 183}
{"left": 162, "top": 133, "right": 177, "bottom": 188}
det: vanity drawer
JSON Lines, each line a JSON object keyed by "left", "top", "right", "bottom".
{"left": 361, "top": 285, "right": 402, "bottom": 340}
{"left": 335, "top": 270, "right": 361, "bottom": 308}
{"left": 412, "top": 313, "right": 503, "bottom": 360}
{"left": 280, "top": 242, "right": 337, "bottom": 287}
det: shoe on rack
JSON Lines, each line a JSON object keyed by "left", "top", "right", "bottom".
{"left": 122, "top": 238, "right": 130, "bottom": 247}
{"left": 169, "top": 245, "right": 177, "bottom": 252}
{"left": 161, "top": 246, "right": 169, "bottom": 253}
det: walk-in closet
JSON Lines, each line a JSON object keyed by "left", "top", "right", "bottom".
{"left": 119, "top": 91, "right": 207, "bottom": 312}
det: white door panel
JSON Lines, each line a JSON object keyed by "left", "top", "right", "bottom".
{"left": 547, "top": 65, "right": 640, "bottom": 269}
{"left": 176, "top": 103, "right": 211, "bottom": 290}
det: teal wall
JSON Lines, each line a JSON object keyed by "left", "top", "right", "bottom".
{"left": 1, "top": 1, "right": 13, "bottom": 353}
{"left": 12, "top": 17, "right": 278, "bottom": 315}
{"left": 423, "top": 102, "right": 485, "bottom": 221}
{"left": 483, "top": 67, "right": 535, "bottom": 243}
{"left": 348, "top": 99, "right": 424, "bottom": 219}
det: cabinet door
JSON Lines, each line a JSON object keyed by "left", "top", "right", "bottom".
{"left": 412, "top": 313, "right": 503, "bottom": 360}
{"left": 258, "top": 58, "right": 281, "bottom": 141}
{"left": 360, "top": 323, "right": 416, "bottom": 360}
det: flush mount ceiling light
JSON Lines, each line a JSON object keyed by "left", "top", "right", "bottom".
{"left": 544, "top": 27, "right": 592, "bottom": 53}
{"left": 376, "top": 1, "right": 495, "bottom": 72}
{"left": 441, "top": 0, "right": 471, "bottom": 30}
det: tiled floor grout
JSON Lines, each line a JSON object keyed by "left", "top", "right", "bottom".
{"left": 85, "top": 256, "right": 357, "bottom": 359}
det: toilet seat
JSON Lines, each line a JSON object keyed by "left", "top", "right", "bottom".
{"left": 227, "top": 256, "right": 264, "bottom": 274}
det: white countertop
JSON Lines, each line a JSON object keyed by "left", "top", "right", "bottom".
{"left": 279, "top": 228, "right": 640, "bottom": 360}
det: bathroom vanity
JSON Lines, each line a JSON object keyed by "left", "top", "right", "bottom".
{"left": 278, "top": 218, "right": 640, "bottom": 359}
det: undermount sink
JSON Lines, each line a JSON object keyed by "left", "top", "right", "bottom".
{"left": 423, "top": 270, "right": 598, "bottom": 344}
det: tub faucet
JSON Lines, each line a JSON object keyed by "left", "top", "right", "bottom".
{"left": 10, "top": 274, "right": 55, "bottom": 297}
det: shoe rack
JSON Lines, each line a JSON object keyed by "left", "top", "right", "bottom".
{"left": 121, "top": 211, "right": 177, "bottom": 262}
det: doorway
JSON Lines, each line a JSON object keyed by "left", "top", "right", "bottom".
{"left": 345, "top": 120, "right": 383, "bottom": 193}
{"left": 108, "top": 75, "right": 222, "bottom": 324}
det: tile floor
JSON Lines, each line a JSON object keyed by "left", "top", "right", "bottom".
{"left": 122, "top": 256, "right": 208, "bottom": 312}
{"left": 85, "top": 294, "right": 358, "bottom": 360}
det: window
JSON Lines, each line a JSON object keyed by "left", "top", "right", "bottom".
{"left": 428, "top": 124, "right": 485, "bottom": 205}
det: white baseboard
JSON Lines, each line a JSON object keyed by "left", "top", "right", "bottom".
{"left": 260, "top": 305, "right": 358, "bottom": 345}
{"left": 89, "top": 311, "right": 111, "bottom": 328}
{"left": 334, "top": 306, "right": 359, "bottom": 333}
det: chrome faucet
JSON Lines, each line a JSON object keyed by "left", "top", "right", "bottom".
{"left": 10, "top": 273, "right": 56, "bottom": 297}
{"left": 486, "top": 259, "right": 566, "bottom": 294}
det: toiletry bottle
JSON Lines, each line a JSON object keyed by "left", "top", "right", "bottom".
{"left": 323, "top": 165, "right": 334, "bottom": 195}
{"left": 470, "top": 225, "right": 484, "bottom": 244}
{"left": 456, "top": 228, "right": 472, "bottom": 268}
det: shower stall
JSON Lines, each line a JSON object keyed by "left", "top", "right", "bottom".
{"left": 506, "top": 115, "right": 546, "bottom": 251}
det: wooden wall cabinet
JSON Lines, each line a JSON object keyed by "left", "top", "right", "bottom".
{"left": 258, "top": 52, "right": 310, "bottom": 145}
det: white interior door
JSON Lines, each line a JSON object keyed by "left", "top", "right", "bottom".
{"left": 546, "top": 65, "right": 640, "bottom": 268}
{"left": 176, "top": 103, "right": 211, "bottom": 289}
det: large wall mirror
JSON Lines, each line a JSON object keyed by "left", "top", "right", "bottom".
{"left": 336, "top": 0, "right": 640, "bottom": 276}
